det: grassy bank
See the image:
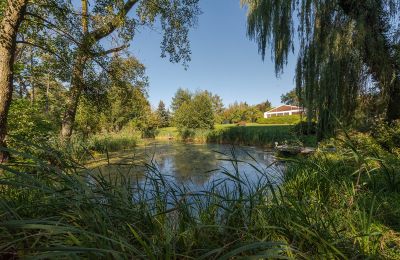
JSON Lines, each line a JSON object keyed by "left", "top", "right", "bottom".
{"left": 157, "top": 124, "right": 316, "bottom": 147}
{"left": 56, "top": 131, "right": 140, "bottom": 163}
{"left": 1, "top": 133, "right": 399, "bottom": 258}
{"left": 256, "top": 114, "right": 301, "bottom": 124}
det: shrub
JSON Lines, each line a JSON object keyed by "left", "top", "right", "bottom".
{"left": 174, "top": 92, "right": 215, "bottom": 130}
{"left": 292, "top": 121, "right": 317, "bottom": 135}
{"left": 371, "top": 120, "right": 400, "bottom": 155}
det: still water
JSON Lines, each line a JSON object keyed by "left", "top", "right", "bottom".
{"left": 89, "top": 141, "right": 284, "bottom": 190}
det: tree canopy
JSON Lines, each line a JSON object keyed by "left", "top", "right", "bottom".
{"left": 242, "top": 0, "right": 400, "bottom": 139}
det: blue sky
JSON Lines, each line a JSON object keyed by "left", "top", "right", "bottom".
{"left": 129, "top": 0, "right": 297, "bottom": 109}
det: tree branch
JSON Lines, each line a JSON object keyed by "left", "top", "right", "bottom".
{"left": 92, "top": 44, "right": 130, "bottom": 57}
{"left": 88, "top": 0, "right": 140, "bottom": 42}
{"left": 24, "top": 12, "right": 81, "bottom": 46}
{"left": 16, "top": 40, "right": 68, "bottom": 64}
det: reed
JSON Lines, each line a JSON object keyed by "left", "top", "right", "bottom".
{"left": 1, "top": 133, "right": 399, "bottom": 259}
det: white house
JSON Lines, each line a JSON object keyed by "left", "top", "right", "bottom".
{"left": 264, "top": 105, "right": 304, "bottom": 118}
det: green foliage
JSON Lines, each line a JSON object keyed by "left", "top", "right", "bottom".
{"left": 280, "top": 89, "right": 299, "bottom": 105}
{"left": 204, "top": 91, "right": 224, "bottom": 124}
{"left": 371, "top": 120, "right": 400, "bottom": 156}
{"left": 2, "top": 132, "right": 399, "bottom": 258}
{"left": 74, "top": 56, "right": 155, "bottom": 138}
{"left": 242, "top": 0, "right": 400, "bottom": 138}
{"left": 88, "top": 133, "right": 138, "bottom": 153}
{"left": 158, "top": 124, "right": 316, "bottom": 146}
{"left": 7, "top": 99, "right": 56, "bottom": 145}
{"left": 292, "top": 120, "right": 317, "bottom": 135}
{"left": 133, "top": 109, "right": 160, "bottom": 139}
{"left": 100, "top": 57, "right": 149, "bottom": 133}
{"left": 173, "top": 91, "right": 215, "bottom": 131}
{"left": 256, "top": 115, "right": 301, "bottom": 125}
{"left": 136, "top": 0, "right": 201, "bottom": 66}
{"left": 223, "top": 102, "right": 262, "bottom": 123}
{"left": 255, "top": 100, "right": 272, "bottom": 113}
{"left": 156, "top": 101, "right": 170, "bottom": 128}
{"left": 75, "top": 97, "right": 102, "bottom": 137}
{"left": 171, "top": 88, "right": 192, "bottom": 113}
{"left": 207, "top": 124, "right": 314, "bottom": 146}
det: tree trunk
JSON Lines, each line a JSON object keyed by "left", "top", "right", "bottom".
{"left": 60, "top": 54, "right": 87, "bottom": 140}
{"left": 60, "top": 0, "right": 89, "bottom": 141}
{"left": 0, "top": 0, "right": 28, "bottom": 162}
{"left": 60, "top": 0, "right": 136, "bottom": 141}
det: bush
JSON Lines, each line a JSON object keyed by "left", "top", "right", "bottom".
{"left": 292, "top": 121, "right": 317, "bottom": 135}
{"left": 7, "top": 99, "right": 57, "bottom": 160}
{"left": 256, "top": 115, "right": 301, "bottom": 125}
{"left": 371, "top": 120, "right": 400, "bottom": 155}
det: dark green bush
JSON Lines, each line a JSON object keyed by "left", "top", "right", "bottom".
{"left": 292, "top": 121, "right": 317, "bottom": 135}
{"left": 371, "top": 120, "right": 400, "bottom": 155}
{"left": 7, "top": 99, "right": 57, "bottom": 144}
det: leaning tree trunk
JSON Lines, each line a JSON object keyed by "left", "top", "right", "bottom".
{"left": 0, "top": 0, "right": 28, "bottom": 162}
{"left": 60, "top": 54, "right": 87, "bottom": 140}
{"left": 60, "top": 0, "right": 137, "bottom": 141}
{"left": 60, "top": 0, "right": 89, "bottom": 141}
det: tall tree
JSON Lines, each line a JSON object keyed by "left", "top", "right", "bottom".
{"left": 255, "top": 100, "right": 272, "bottom": 112}
{"left": 171, "top": 88, "right": 192, "bottom": 113}
{"left": 156, "top": 100, "right": 170, "bottom": 128}
{"left": 242, "top": 0, "right": 400, "bottom": 139}
{"left": 174, "top": 92, "right": 215, "bottom": 130}
{"left": 204, "top": 91, "right": 224, "bottom": 123}
{"left": 60, "top": 0, "right": 200, "bottom": 140}
{"left": 0, "top": 0, "right": 28, "bottom": 161}
{"left": 280, "top": 89, "right": 298, "bottom": 106}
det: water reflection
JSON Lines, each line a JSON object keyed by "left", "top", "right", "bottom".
{"left": 90, "top": 141, "right": 283, "bottom": 189}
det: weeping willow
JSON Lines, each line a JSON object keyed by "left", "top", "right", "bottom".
{"left": 242, "top": 0, "right": 400, "bottom": 139}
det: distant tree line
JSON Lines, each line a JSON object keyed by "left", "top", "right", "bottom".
{"left": 168, "top": 88, "right": 273, "bottom": 131}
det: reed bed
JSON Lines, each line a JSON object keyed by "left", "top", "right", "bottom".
{"left": 1, "top": 133, "right": 399, "bottom": 259}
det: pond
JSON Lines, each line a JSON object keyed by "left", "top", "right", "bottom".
{"left": 89, "top": 141, "right": 284, "bottom": 191}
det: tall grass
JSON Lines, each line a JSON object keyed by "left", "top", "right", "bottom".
{"left": 207, "top": 125, "right": 316, "bottom": 147}
{"left": 157, "top": 124, "right": 317, "bottom": 147}
{"left": 1, "top": 133, "right": 400, "bottom": 258}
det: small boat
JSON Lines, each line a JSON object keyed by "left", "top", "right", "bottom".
{"left": 275, "top": 143, "right": 316, "bottom": 157}
{"left": 275, "top": 145, "right": 302, "bottom": 156}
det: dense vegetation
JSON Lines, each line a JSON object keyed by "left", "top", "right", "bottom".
{"left": 243, "top": 0, "right": 400, "bottom": 139}
{"left": 1, "top": 129, "right": 400, "bottom": 258}
{"left": 1, "top": 0, "right": 400, "bottom": 258}
{"left": 157, "top": 124, "right": 315, "bottom": 147}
